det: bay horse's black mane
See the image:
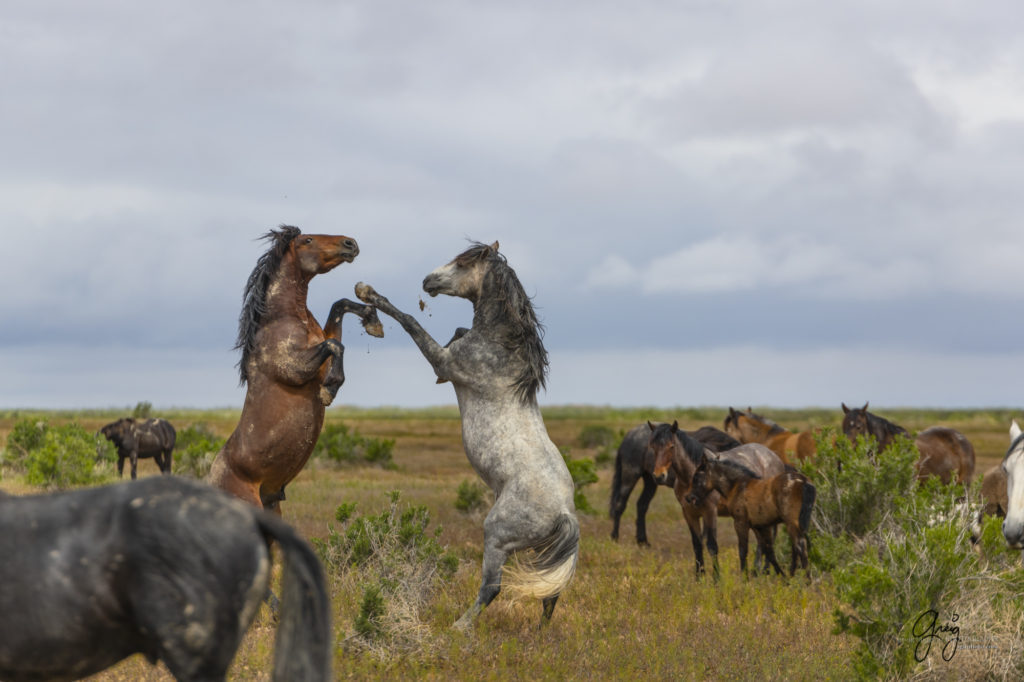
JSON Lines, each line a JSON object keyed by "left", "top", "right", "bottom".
{"left": 649, "top": 422, "right": 706, "bottom": 467}
{"left": 459, "top": 242, "right": 548, "bottom": 403}
{"left": 865, "top": 410, "right": 909, "bottom": 441}
{"left": 235, "top": 225, "right": 302, "bottom": 384}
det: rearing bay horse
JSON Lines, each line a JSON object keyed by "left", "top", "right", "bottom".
{"left": 355, "top": 241, "right": 579, "bottom": 629}
{"left": 209, "top": 225, "right": 382, "bottom": 512}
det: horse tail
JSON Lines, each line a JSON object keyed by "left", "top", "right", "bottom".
{"left": 505, "top": 512, "right": 580, "bottom": 601}
{"left": 610, "top": 445, "right": 625, "bottom": 519}
{"left": 799, "top": 480, "right": 816, "bottom": 536}
{"left": 255, "top": 514, "right": 332, "bottom": 682}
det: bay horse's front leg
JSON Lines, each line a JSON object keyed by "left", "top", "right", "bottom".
{"left": 318, "top": 299, "right": 384, "bottom": 405}
{"left": 355, "top": 283, "right": 453, "bottom": 380}
{"left": 682, "top": 504, "right": 706, "bottom": 579}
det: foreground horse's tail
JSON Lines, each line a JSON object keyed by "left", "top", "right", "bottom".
{"left": 505, "top": 512, "right": 580, "bottom": 601}
{"left": 256, "top": 515, "right": 332, "bottom": 682}
{"left": 799, "top": 481, "right": 816, "bottom": 536}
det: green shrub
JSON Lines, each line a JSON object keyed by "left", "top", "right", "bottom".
{"left": 25, "top": 423, "right": 110, "bottom": 489}
{"left": 313, "top": 491, "right": 459, "bottom": 656}
{"left": 312, "top": 423, "right": 395, "bottom": 468}
{"left": 3, "top": 418, "right": 49, "bottom": 471}
{"left": 578, "top": 424, "right": 616, "bottom": 449}
{"left": 172, "top": 423, "right": 225, "bottom": 479}
{"left": 561, "top": 447, "right": 599, "bottom": 514}
{"left": 454, "top": 478, "right": 488, "bottom": 514}
{"left": 132, "top": 401, "right": 153, "bottom": 419}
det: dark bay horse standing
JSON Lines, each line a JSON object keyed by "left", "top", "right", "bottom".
{"left": 686, "top": 454, "right": 815, "bottom": 578}
{"left": 100, "top": 417, "right": 176, "bottom": 479}
{"left": 648, "top": 421, "right": 786, "bottom": 578}
{"left": 723, "top": 407, "right": 816, "bottom": 464}
{"left": 209, "top": 225, "right": 382, "bottom": 512}
{"left": 355, "top": 241, "right": 579, "bottom": 629}
{"left": 841, "top": 402, "right": 976, "bottom": 485}
{"left": 0, "top": 476, "right": 330, "bottom": 682}
{"left": 609, "top": 423, "right": 739, "bottom": 545}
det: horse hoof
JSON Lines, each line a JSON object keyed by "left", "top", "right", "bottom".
{"left": 354, "top": 282, "right": 375, "bottom": 302}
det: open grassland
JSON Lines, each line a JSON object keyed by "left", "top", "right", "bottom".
{"left": 1, "top": 406, "right": 1021, "bottom": 680}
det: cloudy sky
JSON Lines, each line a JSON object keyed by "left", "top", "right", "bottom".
{"left": 2, "top": 1, "right": 1023, "bottom": 411}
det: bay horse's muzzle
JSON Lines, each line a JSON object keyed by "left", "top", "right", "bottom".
{"left": 653, "top": 469, "right": 669, "bottom": 485}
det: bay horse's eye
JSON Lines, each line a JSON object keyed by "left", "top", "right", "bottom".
{"left": 303, "top": 237, "right": 313, "bottom": 244}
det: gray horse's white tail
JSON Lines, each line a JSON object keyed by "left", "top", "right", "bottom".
{"left": 503, "top": 512, "right": 580, "bottom": 600}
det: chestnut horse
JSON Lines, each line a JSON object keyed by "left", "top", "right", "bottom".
{"left": 209, "top": 226, "right": 382, "bottom": 512}
{"left": 840, "top": 402, "right": 975, "bottom": 485}
{"left": 723, "top": 407, "right": 816, "bottom": 464}
{"left": 649, "top": 421, "right": 785, "bottom": 578}
{"left": 686, "top": 453, "right": 815, "bottom": 578}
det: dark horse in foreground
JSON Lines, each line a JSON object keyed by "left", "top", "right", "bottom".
{"left": 100, "top": 417, "right": 176, "bottom": 479}
{"left": 355, "top": 241, "right": 579, "bottom": 629}
{"left": 0, "top": 476, "right": 330, "bottom": 682}
{"left": 841, "top": 402, "right": 976, "bottom": 485}
{"left": 209, "top": 225, "right": 382, "bottom": 512}
{"left": 686, "top": 453, "right": 815, "bottom": 578}
{"left": 610, "top": 422, "right": 740, "bottom": 545}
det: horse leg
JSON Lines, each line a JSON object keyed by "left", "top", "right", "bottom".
{"left": 735, "top": 518, "right": 750, "bottom": 577}
{"left": 682, "top": 505, "right": 706, "bottom": 578}
{"left": 117, "top": 454, "right": 126, "bottom": 478}
{"left": 635, "top": 474, "right": 657, "bottom": 546}
{"left": 162, "top": 448, "right": 173, "bottom": 474}
{"left": 609, "top": 475, "right": 636, "bottom": 542}
{"left": 756, "top": 527, "right": 784, "bottom": 576}
{"left": 541, "top": 595, "right": 559, "bottom": 627}
{"left": 455, "top": 536, "right": 507, "bottom": 631}
{"left": 130, "top": 450, "right": 138, "bottom": 480}
{"left": 702, "top": 507, "right": 720, "bottom": 580}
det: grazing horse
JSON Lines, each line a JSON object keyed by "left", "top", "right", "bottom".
{"left": 100, "top": 417, "right": 176, "bottom": 479}
{"left": 0, "top": 476, "right": 330, "bottom": 682}
{"left": 354, "top": 241, "right": 579, "bottom": 629}
{"left": 1000, "top": 421, "right": 1024, "bottom": 551}
{"left": 841, "top": 402, "right": 976, "bottom": 485}
{"left": 648, "top": 421, "right": 786, "bottom": 578}
{"left": 208, "top": 225, "right": 382, "bottom": 513}
{"left": 609, "top": 423, "right": 740, "bottom": 545}
{"left": 723, "top": 407, "right": 816, "bottom": 463}
{"left": 685, "top": 453, "right": 815, "bottom": 578}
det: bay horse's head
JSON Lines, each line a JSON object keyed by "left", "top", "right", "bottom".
{"left": 684, "top": 453, "right": 716, "bottom": 506}
{"left": 840, "top": 402, "right": 871, "bottom": 442}
{"left": 723, "top": 407, "right": 766, "bottom": 442}
{"left": 288, "top": 230, "right": 359, "bottom": 276}
{"left": 649, "top": 420, "right": 679, "bottom": 484}
{"left": 1002, "top": 420, "right": 1024, "bottom": 548}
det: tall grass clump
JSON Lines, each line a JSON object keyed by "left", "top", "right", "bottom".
{"left": 312, "top": 423, "right": 395, "bottom": 469}
{"left": 805, "top": 428, "right": 1024, "bottom": 678}
{"left": 313, "top": 491, "right": 459, "bottom": 658}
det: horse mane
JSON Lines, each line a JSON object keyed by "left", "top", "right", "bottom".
{"left": 460, "top": 243, "right": 549, "bottom": 403}
{"left": 235, "top": 225, "right": 302, "bottom": 385}
{"left": 648, "top": 423, "right": 705, "bottom": 467}
{"left": 746, "top": 409, "right": 787, "bottom": 435}
{"left": 866, "top": 410, "right": 908, "bottom": 439}
{"left": 1006, "top": 433, "right": 1024, "bottom": 462}
{"left": 712, "top": 457, "right": 762, "bottom": 480}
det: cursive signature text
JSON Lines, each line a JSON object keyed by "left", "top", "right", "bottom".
{"left": 911, "top": 609, "right": 960, "bottom": 662}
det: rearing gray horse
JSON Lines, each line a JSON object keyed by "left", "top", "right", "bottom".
{"left": 355, "top": 241, "right": 579, "bottom": 629}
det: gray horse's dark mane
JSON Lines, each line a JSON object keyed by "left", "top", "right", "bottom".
{"left": 460, "top": 243, "right": 549, "bottom": 403}
{"left": 1006, "top": 433, "right": 1024, "bottom": 462}
{"left": 235, "top": 225, "right": 302, "bottom": 385}
{"left": 710, "top": 457, "right": 762, "bottom": 480}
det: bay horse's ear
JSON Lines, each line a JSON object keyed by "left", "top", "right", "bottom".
{"left": 841, "top": 403, "right": 850, "bottom": 414}
{"left": 862, "top": 402, "right": 869, "bottom": 411}
{"left": 728, "top": 407, "right": 737, "bottom": 418}
{"left": 670, "top": 420, "right": 678, "bottom": 433}
{"left": 647, "top": 421, "right": 655, "bottom": 432}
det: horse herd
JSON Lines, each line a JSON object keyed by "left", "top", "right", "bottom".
{"left": 610, "top": 404, "right": 1024, "bottom": 581}
{"left": 2, "top": 227, "right": 1023, "bottom": 681}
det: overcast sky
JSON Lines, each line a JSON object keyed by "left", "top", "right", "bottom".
{"left": 2, "top": 1, "right": 1023, "bottom": 411}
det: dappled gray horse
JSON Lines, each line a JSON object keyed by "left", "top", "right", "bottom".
{"left": 356, "top": 241, "right": 579, "bottom": 629}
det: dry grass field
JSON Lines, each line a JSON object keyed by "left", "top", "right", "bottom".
{"left": 1, "top": 406, "right": 1019, "bottom": 681}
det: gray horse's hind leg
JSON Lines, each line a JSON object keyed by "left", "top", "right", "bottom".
{"left": 541, "top": 595, "right": 559, "bottom": 626}
{"left": 454, "top": 540, "right": 507, "bottom": 631}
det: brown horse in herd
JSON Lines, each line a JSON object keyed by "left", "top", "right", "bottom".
{"left": 840, "top": 402, "right": 975, "bottom": 485}
{"left": 208, "top": 226, "right": 383, "bottom": 513}
{"left": 724, "top": 407, "right": 816, "bottom": 463}
{"left": 685, "top": 453, "right": 815, "bottom": 578}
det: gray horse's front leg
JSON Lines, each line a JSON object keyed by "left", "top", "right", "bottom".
{"left": 355, "top": 283, "right": 451, "bottom": 378}
{"left": 454, "top": 538, "right": 507, "bottom": 631}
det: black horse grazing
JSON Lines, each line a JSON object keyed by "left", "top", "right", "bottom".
{"left": 100, "top": 417, "right": 176, "bottom": 479}
{"left": 0, "top": 476, "right": 330, "bottom": 682}
{"left": 609, "top": 423, "right": 740, "bottom": 545}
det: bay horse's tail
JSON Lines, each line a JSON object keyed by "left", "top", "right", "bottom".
{"left": 799, "top": 480, "right": 816, "bottom": 536}
{"left": 505, "top": 512, "right": 580, "bottom": 601}
{"left": 255, "top": 514, "right": 332, "bottom": 682}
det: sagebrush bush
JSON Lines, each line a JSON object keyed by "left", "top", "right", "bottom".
{"left": 312, "top": 423, "right": 395, "bottom": 468}
{"left": 454, "top": 478, "right": 488, "bottom": 514}
{"left": 25, "top": 423, "right": 111, "bottom": 489}
{"left": 173, "top": 423, "right": 225, "bottom": 478}
{"left": 3, "top": 418, "right": 48, "bottom": 471}
{"left": 313, "top": 491, "right": 458, "bottom": 657}
{"left": 561, "top": 447, "right": 599, "bottom": 514}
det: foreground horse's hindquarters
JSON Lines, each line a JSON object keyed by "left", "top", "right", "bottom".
{"left": 208, "top": 225, "right": 382, "bottom": 513}
{"left": 0, "top": 476, "right": 330, "bottom": 682}
{"left": 355, "top": 241, "right": 579, "bottom": 629}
